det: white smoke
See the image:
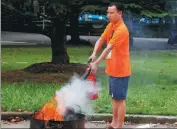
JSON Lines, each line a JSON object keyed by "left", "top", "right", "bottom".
{"left": 55, "top": 75, "right": 101, "bottom": 116}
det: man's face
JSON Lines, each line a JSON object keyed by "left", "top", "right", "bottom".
{"left": 107, "top": 5, "right": 122, "bottom": 23}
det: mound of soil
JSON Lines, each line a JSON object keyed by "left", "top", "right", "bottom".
{"left": 24, "top": 62, "right": 87, "bottom": 74}
{"left": 2, "top": 62, "right": 104, "bottom": 84}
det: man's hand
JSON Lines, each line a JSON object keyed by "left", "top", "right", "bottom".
{"left": 88, "top": 54, "right": 96, "bottom": 62}
{"left": 90, "top": 62, "right": 98, "bottom": 74}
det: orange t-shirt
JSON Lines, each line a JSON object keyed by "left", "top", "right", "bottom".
{"left": 101, "top": 20, "right": 131, "bottom": 77}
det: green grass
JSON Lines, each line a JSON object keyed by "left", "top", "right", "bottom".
{"left": 2, "top": 47, "right": 177, "bottom": 115}
{"left": 2, "top": 82, "right": 61, "bottom": 112}
{"left": 1, "top": 46, "right": 93, "bottom": 71}
{"left": 95, "top": 75, "right": 177, "bottom": 115}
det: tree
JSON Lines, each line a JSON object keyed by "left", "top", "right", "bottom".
{"left": 165, "top": 0, "right": 177, "bottom": 28}
{"left": 2, "top": 0, "right": 69, "bottom": 64}
{"left": 40, "top": 0, "right": 109, "bottom": 63}
{"left": 1, "top": 0, "right": 110, "bottom": 65}
{"left": 29, "top": 0, "right": 110, "bottom": 64}
{"left": 67, "top": 0, "right": 110, "bottom": 45}
{"left": 1, "top": 1, "right": 27, "bottom": 31}
{"left": 43, "top": 0, "right": 69, "bottom": 64}
{"left": 67, "top": 0, "right": 85, "bottom": 45}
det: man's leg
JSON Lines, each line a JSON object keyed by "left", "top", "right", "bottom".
{"left": 110, "top": 99, "right": 119, "bottom": 128}
{"left": 110, "top": 99, "right": 126, "bottom": 128}
{"left": 109, "top": 76, "right": 130, "bottom": 128}
{"left": 117, "top": 100, "right": 126, "bottom": 128}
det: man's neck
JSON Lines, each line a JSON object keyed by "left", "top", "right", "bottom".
{"left": 112, "top": 19, "right": 123, "bottom": 24}
{"left": 113, "top": 18, "right": 123, "bottom": 24}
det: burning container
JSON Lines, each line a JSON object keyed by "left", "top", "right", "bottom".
{"left": 30, "top": 112, "right": 85, "bottom": 129}
{"left": 30, "top": 97, "right": 85, "bottom": 129}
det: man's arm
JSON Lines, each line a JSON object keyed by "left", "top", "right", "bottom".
{"left": 92, "top": 38, "right": 105, "bottom": 56}
{"left": 90, "top": 23, "right": 111, "bottom": 57}
{"left": 95, "top": 44, "right": 113, "bottom": 65}
{"left": 95, "top": 28, "right": 128, "bottom": 64}
{"left": 90, "top": 44, "right": 113, "bottom": 73}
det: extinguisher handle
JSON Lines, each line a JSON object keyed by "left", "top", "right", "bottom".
{"left": 81, "top": 67, "right": 91, "bottom": 80}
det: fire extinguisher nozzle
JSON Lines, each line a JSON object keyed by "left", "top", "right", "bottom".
{"left": 81, "top": 67, "right": 91, "bottom": 80}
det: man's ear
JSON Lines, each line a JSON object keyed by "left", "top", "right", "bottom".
{"left": 120, "top": 11, "right": 123, "bottom": 16}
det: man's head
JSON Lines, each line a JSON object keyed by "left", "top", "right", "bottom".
{"left": 107, "top": 2, "right": 124, "bottom": 23}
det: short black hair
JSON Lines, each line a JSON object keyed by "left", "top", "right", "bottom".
{"left": 109, "top": 2, "right": 125, "bottom": 12}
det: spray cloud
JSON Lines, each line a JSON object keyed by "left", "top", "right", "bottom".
{"left": 55, "top": 75, "right": 101, "bottom": 116}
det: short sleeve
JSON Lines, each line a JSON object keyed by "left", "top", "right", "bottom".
{"left": 109, "top": 29, "right": 129, "bottom": 47}
{"left": 100, "top": 23, "right": 111, "bottom": 41}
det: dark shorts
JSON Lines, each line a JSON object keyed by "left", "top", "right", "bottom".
{"left": 109, "top": 76, "right": 130, "bottom": 100}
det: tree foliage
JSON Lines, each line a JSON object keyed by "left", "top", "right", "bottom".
{"left": 165, "top": 0, "right": 177, "bottom": 16}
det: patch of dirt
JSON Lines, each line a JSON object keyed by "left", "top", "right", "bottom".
{"left": 2, "top": 62, "right": 104, "bottom": 83}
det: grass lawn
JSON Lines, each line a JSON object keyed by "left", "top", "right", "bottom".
{"left": 2, "top": 47, "right": 177, "bottom": 116}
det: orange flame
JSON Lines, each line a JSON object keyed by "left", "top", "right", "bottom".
{"left": 34, "top": 97, "right": 64, "bottom": 121}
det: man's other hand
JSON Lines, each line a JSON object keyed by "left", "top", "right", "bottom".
{"left": 90, "top": 62, "right": 98, "bottom": 74}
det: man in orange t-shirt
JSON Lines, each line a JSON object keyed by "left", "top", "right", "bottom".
{"left": 89, "top": 2, "right": 131, "bottom": 129}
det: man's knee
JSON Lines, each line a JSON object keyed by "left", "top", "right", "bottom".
{"left": 112, "top": 99, "right": 126, "bottom": 105}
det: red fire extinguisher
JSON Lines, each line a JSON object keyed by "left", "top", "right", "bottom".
{"left": 81, "top": 61, "right": 98, "bottom": 100}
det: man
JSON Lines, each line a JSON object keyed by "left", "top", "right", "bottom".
{"left": 89, "top": 2, "right": 131, "bottom": 129}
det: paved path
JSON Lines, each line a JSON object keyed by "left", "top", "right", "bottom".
{"left": 1, "top": 120, "right": 177, "bottom": 128}
{"left": 1, "top": 31, "right": 177, "bottom": 50}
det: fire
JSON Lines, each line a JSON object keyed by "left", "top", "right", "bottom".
{"left": 34, "top": 96, "right": 64, "bottom": 121}
{"left": 33, "top": 72, "right": 98, "bottom": 122}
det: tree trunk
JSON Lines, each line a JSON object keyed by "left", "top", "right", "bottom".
{"left": 69, "top": 13, "right": 80, "bottom": 45}
{"left": 159, "top": 18, "right": 163, "bottom": 37}
{"left": 30, "top": 0, "right": 34, "bottom": 12}
{"left": 51, "top": 19, "right": 69, "bottom": 64}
